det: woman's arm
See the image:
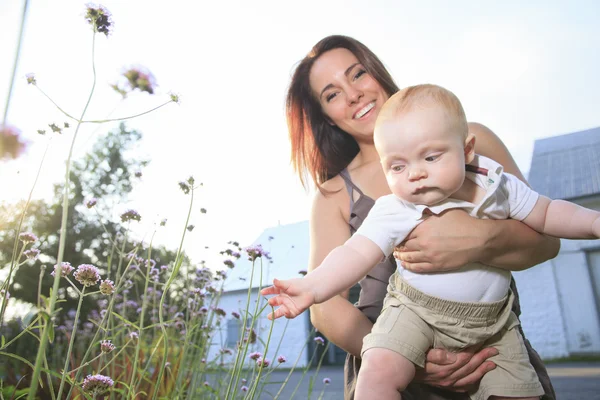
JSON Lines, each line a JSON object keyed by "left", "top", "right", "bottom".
{"left": 396, "top": 123, "right": 560, "bottom": 273}
{"left": 306, "top": 178, "right": 373, "bottom": 357}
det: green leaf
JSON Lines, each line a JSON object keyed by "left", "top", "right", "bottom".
{"left": 111, "top": 312, "right": 140, "bottom": 331}
{"left": 48, "top": 322, "right": 54, "bottom": 343}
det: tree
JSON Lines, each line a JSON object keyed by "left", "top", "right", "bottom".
{"left": 0, "top": 123, "right": 183, "bottom": 324}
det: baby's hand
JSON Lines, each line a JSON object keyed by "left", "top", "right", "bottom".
{"left": 260, "top": 278, "right": 315, "bottom": 320}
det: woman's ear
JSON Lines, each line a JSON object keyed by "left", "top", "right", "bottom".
{"left": 464, "top": 133, "right": 476, "bottom": 163}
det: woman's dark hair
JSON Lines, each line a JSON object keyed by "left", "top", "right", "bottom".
{"left": 286, "top": 35, "right": 400, "bottom": 190}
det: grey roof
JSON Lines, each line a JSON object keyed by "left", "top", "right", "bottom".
{"left": 528, "top": 127, "right": 600, "bottom": 200}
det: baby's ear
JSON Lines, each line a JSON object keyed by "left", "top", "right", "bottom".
{"left": 464, "top": 133, "right": 476, "bottom": 163}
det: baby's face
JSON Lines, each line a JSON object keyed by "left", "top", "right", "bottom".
{"left": 375, "top": 105, "right": 468, "bottom": 206}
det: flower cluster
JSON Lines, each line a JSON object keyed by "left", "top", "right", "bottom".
{"left": 178, "top": 181, "right": 190, "bottom": 194}
{"left": 100, "top": 340, "right": 115, "bottom": 353}
{"left": 84, "top": 4, "right": 114, "bottom": 36}
{"left": 0, "top": 125, "right": 28, "bottom": 161}
{"left": 99, "top": 279, "right": 115, "bottom": 295}
{"left": 73, "top": 264, "right": 101, "bottom": 287}
{"left": 18, "top": 232, "right": 38, "bottom": 244}
{"left": 23, "top": 248, "right": 40, "bottom": 260}
{"left": 249, "top": 351, "right": 261, "bottom": 361}
{"left": 85, "top": 198, "right": 97, "bottom": 208}
{"left": 314, "top": 336, "right": 325, "bottom": 346}
{"left": 81, "top": 374, "right": 114, "bottom": 395}
{"left": 120, "top": 209, "right": 141, "bottom": 222}
{"left": 244, "top": 244, "right": 271, "bottom": 262}
{"left": 51, "top": 262, "right": 74, "bottom": 278}
{"left": 256, "top": 357, "right": 270, "bottom": 368}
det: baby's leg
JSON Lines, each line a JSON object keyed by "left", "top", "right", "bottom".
{"left": 355, "top": 348, "right": 415, "bottom": 400}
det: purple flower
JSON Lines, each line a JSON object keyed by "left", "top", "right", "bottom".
{"left": 128, "top": 331, "right": 139, "bottom": 341}
{"left": 23, "top": 248, "right": 40, "bottom": 260}
{"left": 51, "top": 262, "right": 74, "bottom": 278}
{"left": 25, "top": 73, "right": 36, "bottom": 85}
{"left": 1, "top": 125, "right": 28, "bottom": 160}
{"left": 100, "top": 340, "right": 115, "bottom": 353}
{"left": 73, "top": 264, "right": 101, "bottom": 287}
{"left": 123, "top": 66, "right": 156, "bottom": 95}
{"left": 231, "top": 311, "right": 240, "bottom": 320}
{"left": 223, "top": 259, "right": 235, "bottom": 268}
{"left": 277, "top": 355, "right": 286, "bottom": 363}
{"left": 241, "top": 378, "right": 247, "bottom": 384}
{"left": 120, "top": 209, "right": 141, "bottom": 222}
{"left": 18, "top": 232, "right": 38, "bottom": 244}
{"left": 323, "top": 377, "right": 331, "bottom": 385}
{"left": 178, "top": 181, "right": 190, "bottom": 194}
{"left": 81, "top": 374, "right": 114, "bottom": 395}
{"left": 245, "top": 244, "right": 271, "bottom": 261}
{"left": 203, "top": 382, "right": 209, "bottom": 387}
{"left": 240, "top": 385, "right": 248, "bottom": 392}
{"left": 84, "top": 4, "right": 113, "bottom": 36}
{"left": 249, "top": 351, "right": 261, "bottom": 360}
{"left": 256, "top": 357, "right": 270, "bottom": 368}
{"left": 99, "top": 279, "right": 115, "bottom": 295}
{"left": 314, "top": 336, "right": 325, "bottom": 346}
{"left": 85, "top": 198, "right": 97, "bottom": 208}
{"left": 213, "top": 307, "right": 226, "bottom": 317}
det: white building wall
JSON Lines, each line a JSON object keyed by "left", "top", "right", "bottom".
{"left": 551, "top": 238, "right": 600, "bottom": 354}
{"left": 207, "top": 289, "right": 312, "bottom": 368}
{"left": 513, "top": 261, "right": 569, "bottom": 359}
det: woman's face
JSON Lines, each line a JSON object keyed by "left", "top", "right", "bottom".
{"left": 309, "top": 48, "right": 389, "bottom": 141}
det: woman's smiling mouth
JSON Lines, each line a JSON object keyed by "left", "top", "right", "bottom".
{"left": 354, "top": 101, "right": 375, "bottom": 119}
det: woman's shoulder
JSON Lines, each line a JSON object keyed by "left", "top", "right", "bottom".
{"left": 311, "top": 174, "right": 351, "bottom": 220}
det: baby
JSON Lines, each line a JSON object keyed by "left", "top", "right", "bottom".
{"left": 262, "top": 84, "right": 600, "bottom": 400}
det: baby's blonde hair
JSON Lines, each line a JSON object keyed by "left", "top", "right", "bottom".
{"left": 376, "top": 84, "right": 468, "bottom": 139}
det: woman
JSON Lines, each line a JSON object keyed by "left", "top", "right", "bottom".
{"left": 286, "top": 35, "right": 559, "bottom": 400}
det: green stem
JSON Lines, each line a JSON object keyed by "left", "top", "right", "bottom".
{"left": 81, "top": 100, "right": 173, "bottom": 123}
{"left": 224, "top": 259, "right": 257, "bottom": 400}
{"left": 56, "top": 286, "right": 86, "bottom": 399}
{"left": 152, "top": 188, "right": 194, "bottom": 400}
{"left": 128, "top": 235, "right": 155, "bottom": 397}
{"left": 246, "top": 306, "right": 276, "bottom": 400}
{"left": 27, "top": 28, "right": 99, "bottom": 400}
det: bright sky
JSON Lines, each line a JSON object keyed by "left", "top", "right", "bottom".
{"left": 1, "top": 0, "right": 600, "bottom": 265}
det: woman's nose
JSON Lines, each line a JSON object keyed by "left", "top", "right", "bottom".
{"left": 346, "top": 87, "right": 363, "bottom": 104}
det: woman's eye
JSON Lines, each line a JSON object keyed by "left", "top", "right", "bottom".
{"left": 425, "top": 155, "right": 439, "bottom": 162}
{"left": 326, "top": 92, "right": 338, "bottom": 102}
{"left": 354, "top": 69, "right": 367, "bottom": 80}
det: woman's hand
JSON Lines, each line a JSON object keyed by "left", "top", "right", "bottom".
{"left": 414, "top": 346, "right": 498, "bottom": 391}
{"left": 394, "top": 209, "right": 488, "bottom": 273}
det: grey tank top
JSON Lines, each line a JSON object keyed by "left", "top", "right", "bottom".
{"left": 337, "top": 169, "right": 523, "bottom": 323}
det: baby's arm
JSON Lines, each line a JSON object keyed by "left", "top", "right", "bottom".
{"left": 261, "top": 235, "right": 384, "bottom": 320}
{"left": 523, "top": 196, "right": 600, "bottom": 239}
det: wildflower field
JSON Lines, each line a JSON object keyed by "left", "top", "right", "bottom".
{"left": 0, "top": 4, "right": 332, "bottom": 399}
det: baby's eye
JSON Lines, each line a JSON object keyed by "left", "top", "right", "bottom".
{"left": 425, "top": 155, "right": 439, "bottom": 162}
{"left": 391, "top": 165, "right": 405, "bottom": 172}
